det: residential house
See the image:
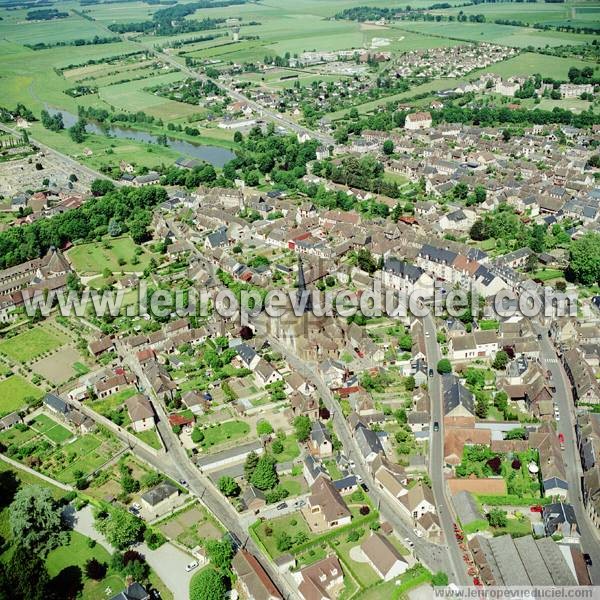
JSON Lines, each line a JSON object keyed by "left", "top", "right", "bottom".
{"left": 310, "top": 421, "right": 333, "bottom": 457}
{"left": 360, "top": 532, "right": 408, "bottom": 581}
{"left": 125, "top": 394, "right": 155, "bottom": 433}
{"left": 303, "top": 474, "right": 351, "bottom": 532}
{"left": 232, "top": 549, "right": 282, "bottom": 600}
{"left": 297, "top": 555, "right": 344, "bottom": 600}
{"left": 398, "top": 483, "right": 436, "bottom": 521}
{"left": 140, "top": 482, "right": 179, "bottom": 517}
{"left": 543, "top": 503, "right": 579, "bottom": 541}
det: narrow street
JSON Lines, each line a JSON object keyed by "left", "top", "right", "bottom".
{"left": 422, "top": 314, "right": 471, "bottom": 587}
{"left": 534, "top": 324, "right": 600, "bottom": 584}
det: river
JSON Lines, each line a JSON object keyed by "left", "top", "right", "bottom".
{"left": 46, "top": 108, "right": 236, "bottom": 167}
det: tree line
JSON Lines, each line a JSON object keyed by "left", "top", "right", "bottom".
{"left": 0, "top": 183, "right": 167, "bottom": 269}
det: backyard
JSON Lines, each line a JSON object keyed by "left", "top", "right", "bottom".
{"left": 195, "top": 420, "right": 250, "bottom": 450}
{"left": 157, "top": 502, "right": 224, "bottom": 549}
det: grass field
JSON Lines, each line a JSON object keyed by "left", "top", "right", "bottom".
{"left": 197, "top": 420, "right": 250, "bottom": 449}
{"left": 0, "top": 324, "right": 66, "bottom": 363}
{"left": 0, "top": 376, "right": 42, "bottom": 415}
{"left": 134, "top": 428, "right": 162, "bottom": 450}
{"left": 66, "top": 236, "right": 152, "bottom": 275}
{"left": 485, "top": 52, "right": 595, "bottom": 81}
{"left": 30, "top": 413, "right": 73, "bottom": 444}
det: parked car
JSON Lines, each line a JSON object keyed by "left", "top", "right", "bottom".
{"left": 413, "top": 528, "right": 424, "bottom": 538}
{"left": 433, "top": 421, "right": 439, "bottom": 432}
{"left": 404, "top": 537, "right": 414, "bottom": 548}
{"left": 185, "top": 561, "right": 199, "bottom": 572}
{"left": 537, "top": 333, "right": 542, "bottom": 341}
{"left": 179, "top": 479, "right": 187, "bottom": 487}
{"left": 132, "top": 503, "right": 142, "bottom": 511}
{"left": 429, "top": 368, "right": 434, "bottom": 377}
{"left": 276, "top": 502, "right": 288, "bottom": 510}
{"left": 128, "top": 507, "right": 139, "bottom": 515}
{"left": 530, "top": 505, "right": 543, "bottom": 513}
{"left": 583, "top": 553, "right": 592, "bottom": 566}
{"left": 294, "top": 499, "right": 305, "bottom": 508}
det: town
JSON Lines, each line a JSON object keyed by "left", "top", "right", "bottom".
{"left": 0, "top": 0, "right": 598, "bottom": 599}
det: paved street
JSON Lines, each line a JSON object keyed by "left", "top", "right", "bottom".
{"left": 422, "top": 315, "right": 471, "bottom": 587}
{"left": 68, "top": 505, "right": 196, "bottom": 599}
{"left": 534, "top": 324, "right": 600, "bottom": 584}
{"left": 263, "top": 330, "right": 453, "bottom": 579}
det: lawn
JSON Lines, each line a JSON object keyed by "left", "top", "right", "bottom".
{"left": 0, "top": 375, "right": 42, "bottom": 416}
{"left": 66, "top": 236, "right": 152, "bottom": 275}
{"left": 532, "top": 268, "right": 564, "bottom": 282}
{"left": 0, "top": 324, "right": 66, "bottom": 363}
{"left": 197, "top": 420, "right": 250, "bottom": 450}
{"left": 278, "top": 477, "right": 303, "bottom": 497}
{"left": 46, "top": 531, "right": 124, "bottom": 600}
{"left": 30, "top": 414, "right": 73, "bottom": 444}
{"left": 324, "top": 459, "right": 344, "bottom": 480}
{"left": 134, "top": 428, "right": 162, "bottom": 450}
{"left": 253, "top": 512, "right": 313, "bottom": 559}
{"left": 493, "top": 515, "right": 532, "bottom": 537}
{"left": 273, "top": 435, "right": 300, "bottom": 463}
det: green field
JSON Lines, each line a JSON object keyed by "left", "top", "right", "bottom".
{"left": 197, "top": 420, "right": 250, "bottom": 449}
{"left": 395, "top": 21, "right": 597, "bottom": 48}
{"left": 0, "top": 324, "right": 66, "bottom": 363}
{"left": 485, "top": 52, "right": 596, "bottom": 81}
{"left": 0, "top": 376, "right": 42, "bottom": 415}
{"left": 66, "top": 236, "right": 152, "bottom": 275}
{"left": 134, "top": 428, "right": 162, "bottom": 450}
{"left": 30, "top": 414, "right": 74, "bottom": 444}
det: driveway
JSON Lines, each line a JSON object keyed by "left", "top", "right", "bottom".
{"left": 67, "top": 506, "right": 195, "bottom": 600}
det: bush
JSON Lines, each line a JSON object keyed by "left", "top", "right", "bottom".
{"left": 437, "top": 359, "right": 452, "bottom": 374}
{"left": 359, "top": 505, "right": 370, "bottom": 516}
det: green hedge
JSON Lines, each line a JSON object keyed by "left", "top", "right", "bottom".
{"left": 476, "top": 495, "right": 552, "bottom": 506}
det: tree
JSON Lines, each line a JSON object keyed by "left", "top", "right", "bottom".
{"left": 436, "top": 359, "right": 452, "bottom": 374}
{"left": 250, "top": 454, "right": 278, "bottom": 490}
{"left": 68, "top": 119, "right": 87, "bottom": 143}
{"left": 568, "top": 232, "right": 600, "bottom": 285}
{"left": 405, "top": 375, "right": 416, "bottom": 391}
{"left": 190, "top": 568, "right": 226, "bottom": 600}
{"left": 9, "top": 485, "right": 67, "bottom": 557}
{"left": 90, "top": 179, "right": 115, "bottom": 197}
{"left": 488, "top": 508, "right": 507, "bottom": 528}
{"left": 505, "top": 427, "right": 527, "bottom": 440}
{"left": 272, "top": 439, "right": 284, "bottom": 454}
{"left": 256, "top": 420, "right": 274, "bottom": 436}
{"left": 191, "top": 427, "right": 205, "bottom": 443}
{"left": 244, "top": 451, "right": 259, "bottom": 481}
{"left": 502, "top": 129, "right": 511, "bottom": 142}
{"left": 382, "top": 139, "right": 394, "bottom": 155}
{"left": 470, "top": 219, "right": 487, "bottom": 241}
{"left": 95, "top": 507, "right": 145, "bottom": 549}
{"left": 85, "top": 558, "right": 107, "bottom": 580}
{"left": 475, "top": 394, "right": 488, "bottom": 419}
{"left": 218, "top": 476, "right": 240, "bottom": 497}
{"left": 204, "top": 539, "right": 234, "bottom": 573}
{"left": 293, "top": 415, "right": 312, "bottom": 442}
{"left": 492, "top": 350, "right": 509, "bottom": 370}
{"left": 276, "top": 531, "right": 293, "bottom": 552}
{"left": 432, "top": 572, "right": 449, "bottom": 586}
{"left": 108, "top": 218, "right": 122, "bottom": 237}
{"left": 3, "top": 544, "right": 50, "bottom": 600}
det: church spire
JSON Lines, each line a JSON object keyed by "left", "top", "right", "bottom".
{"left": 296, "top": 255, "right": 312, "bottom": 313}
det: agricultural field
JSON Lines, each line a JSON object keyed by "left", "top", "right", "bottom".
{"left": 395, "top": 20, "right": 597, "bottom": 48}
{"left": 66, "top": 236, "right": 153, "bottom": 275}
{"left": 0, "top": 323, "right": 67, "bottom": 363}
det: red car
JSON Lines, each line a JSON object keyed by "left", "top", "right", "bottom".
{"left": 473, "top": 577, "right": 482, "bottom": 587}
{"left": 530, "top": 505, "right": 543, "bottom": 513}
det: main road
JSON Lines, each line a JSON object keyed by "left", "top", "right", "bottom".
{"left": 422, "top": 314, "right": 472, "bottom": 587}
{"left": 116, "top": 343, "right": 302, "bottom": 600}
{"left": 261, "top": 326, "right": 455, "bottom": 580}
{"left": 534, "top": 324, "right": 600, "bottom": 584}
{"left": 128, "top": 37, "right": 335, "bottom": 147}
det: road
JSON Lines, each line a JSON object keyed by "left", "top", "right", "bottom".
{"left": 262, "top": 329, "right": 453, "bottom": 579}
{"left": 534, "top": 324, "right": 600, "bottom": 584}
{"left": 422, "top": 315, "right": 471, "bottom": 587}
{"left": 118, "top": 344, "right": 302, "bottom": 600}
{"left": 0, "top": 122, "right": 115, "bottom": 185}
{"left": 130, "top": 39, "right": 334, "bottom": 147}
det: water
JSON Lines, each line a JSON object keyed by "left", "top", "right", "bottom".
{"left": 47, "top": 108, "right": 235, "bottom": 167}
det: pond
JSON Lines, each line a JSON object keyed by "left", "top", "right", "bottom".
{"left": 46, "top": 108, "right": 235, "bottom": 167}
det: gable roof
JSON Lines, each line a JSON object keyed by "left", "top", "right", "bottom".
{"left": 360, "top": 532, "right": 406, "bottom": 576}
